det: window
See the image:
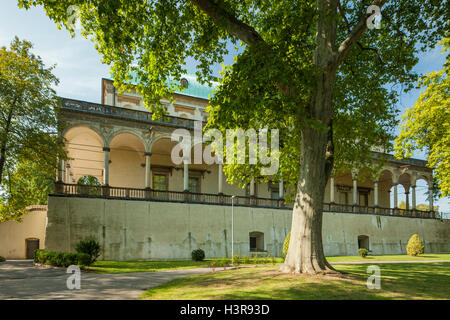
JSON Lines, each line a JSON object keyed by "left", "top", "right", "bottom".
{"left": 339, "top": 192, "right": 349, "bottom": 205}
{"left": 359, "top": 192, "right": 369, "bottom": 207}
{"left": 153, "top": 174, "right": 168, "bottom": 191}
{"left": 249, "top": 231, "right": 265, "bottom": 252}
{"left": 153, "top": 173, "right": 168, "bottom": 200}
{"left": 188, "top": 177, "right": 200, "bottom": 193}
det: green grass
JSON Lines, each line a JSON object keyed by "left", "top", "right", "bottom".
{"left": 140, "top": 262, "right": 450, "bottom": 300}
{"left": 327, "top": 253, "right": 450, "bottom": 263}
{"left": 85, "top": 260, "right": 211, "bottom": 273}
{"left": 86, "top": 254, "right": 450, "bottom": 274}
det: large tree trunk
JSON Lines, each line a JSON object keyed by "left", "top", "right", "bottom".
{"left": 280, "top": 123, "right": 335, "bottom": 274}
{"left": 280, "top": 0, "right": 338, "bottom": 274}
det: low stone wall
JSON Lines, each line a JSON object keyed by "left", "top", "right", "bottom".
{"left": 0, "top": 206, "right": 47, "bottom": 259}
{"left": 45, "top": 196, "right": 450, "bottom": 260}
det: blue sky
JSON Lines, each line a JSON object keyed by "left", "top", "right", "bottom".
{"left": 0, "top": 1, "right": 448, "bottom": 211}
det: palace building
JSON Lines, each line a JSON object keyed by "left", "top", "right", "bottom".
{"left": 12, "top": 75, "right": 449, "bottom": 261}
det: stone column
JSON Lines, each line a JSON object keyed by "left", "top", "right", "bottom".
{"left": 429, "top": 187, "right": 434, "bottom": 211}
{"left": 411, "top": 185, "right": 416, "bottom": 210}
{"left": 145, "top": 152, "right": 152, "bottom": 189}
{"left": 183, "top": 158, "right": 189, "bottom": 192}
{"left": 103, "top": 147, "right": 110, "bottom": 186}
{"left": 352, "top": 176, "right": 358, "bottom": 206}
{"left": 393, "top": 183, "right": 398, "bottom": 209}
{"left": 373, "top": 180, "right": 379, "bottom": 207}
{"left": 218, "top": 164, "right": 223, "bottom": 195}
{"left": 405, "top": 187, "right": 410, "bottom": 210}
{"left": 330, "top": 177, "right": 335, "bottom": 203}
{"left": 250, "top": 177, "right": 255, "bottom": 196}
{"left": 279, "top": 179, "right": 284, "bottom": 199}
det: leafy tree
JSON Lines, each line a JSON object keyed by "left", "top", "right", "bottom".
{"left": 18, "top": 0, "right": 447, "bottom": 274}
{"left": 395, "top": 37, "right": 450, "bottom": 198}
{"left": 0, "top": 37, "right": 65, "bottom": 221}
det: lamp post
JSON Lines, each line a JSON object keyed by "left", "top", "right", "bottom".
{"left": 231, "top": 195, "right": 235, "bottom": 265}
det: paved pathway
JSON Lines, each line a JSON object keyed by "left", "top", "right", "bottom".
{"left": 0, "top": 260, "right": 215, "bottom": 300}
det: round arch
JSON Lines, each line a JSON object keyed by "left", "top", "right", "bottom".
{"left": 64, "top": 126, "right": 105, "bottom": 184}
{"left": 109, "top": 132, "right": 147, "bottom": 188}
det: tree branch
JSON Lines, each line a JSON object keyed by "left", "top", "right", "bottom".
{"left": 334, "top": 0, "right": 387, "bottom": 68}
{"left": 188, "top": 0, "right": 264, "bottom": 46}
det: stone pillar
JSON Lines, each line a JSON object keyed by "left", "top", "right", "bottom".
{"left": 103, "top": 147, "right": 110, "bottom": 186}
{"left": 279, "top": 179, "right": 284, "bottom": 199}
{"left": 218, "top": 164, "right": 223, "bottom": 195}
{"left": 145, "top": 152, "right": 152, "bottom": 189}
{"left": 352, "top": 176, "right": 358, "bottom": 206}
{"left": 57, "top": 158, "right": 64, "bottom": 182}
{"left": 373, "top": 180, "right": 379, "bottom": 207}
{"left": 411, "top": 185, "right": 416, "bottom": 210}
{"left": 250, "top": 177, "right": 255, "bottom": 196}
{"left": 405, "top": 187, "right": 410, "bottom": 210}
{"left": 183, "top": 158, "right": 189, "bottom": 192}
{"left": 330, "top": 177, "right": 335, "bottom": 203}
{"left": 393, "top": 183, "right": 398, "bottom": 209}
{"left": 429, "top": 187, "right": 434, "bottom": 211}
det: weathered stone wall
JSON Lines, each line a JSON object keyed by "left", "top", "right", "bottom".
{"left": 45, "top": 196, "right": 450, "bottom": 260}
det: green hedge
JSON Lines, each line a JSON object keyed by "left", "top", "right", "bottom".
{"left": 34, "top": 249, "right": 92, "bottom": 267}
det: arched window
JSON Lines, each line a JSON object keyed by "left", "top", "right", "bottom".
{"left": 358, "top": 235, "right": 369, "bottom": 250}
{"left": 249, "top": 231, "right": 265, "bottom": 252}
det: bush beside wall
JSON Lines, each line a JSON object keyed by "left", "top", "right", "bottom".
{"left": 34, "top": 249, "right": 92, "bottom": 267}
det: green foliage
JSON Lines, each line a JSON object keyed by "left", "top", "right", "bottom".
{"left": 242, "top": 255, "right": 251, "bottom": 264}
{"left": 232, "top": 254, "right": 240, "bottom": 265}
{"left": 0, "top": 255, "right": 5, "bottom": 262}
{"left": 282, "top": 232, "right": 290, "bottom": 260}
{"left": 191, "top": 249, "right": 206, "bottom": 261}
{"left": 406, "top": 234, "right": 425, "bottom": 256}
{"left": 396, "top": 37, "right": 450, "bottom": 198}
{"left": 34, "top": 249, "right": 89, "bottom": 267}
{"left": 0, "top": 37, "right": 65, "bottom": 222}
{"left": 253, "top": 254, "right": 260, "bottom": 265}
{"left": 358, "top": 248, "right": 369, "bottom": 258}
{"left": 76, "top": 253, "right": 92, "bottom": 267}
{"left": 75, "top": 237, "right": 101, "bottom": 265}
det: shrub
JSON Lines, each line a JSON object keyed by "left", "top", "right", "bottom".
{"left": 191, "top": 249, "right": 205, "bottom": 261}
{"left": 358, "top": 248, "right": 369, "bottom": 258}
{"left": 406, "top": 234, "right": 425, "bottom": 256}
{"left": 0, "top": 256, "right": 5, "bottom": 262}
{"left": 75, "top": 237, "right": 101, "bottom": 264}
{"left": 218, "top": 257, "right": 230, "bottom": 267}
{"left": 282, "top": 232, "right": 291, "bottom": 260}
{"left": 242, "top": 255, "right": 251, "bottom": 264}
{"left": 76, "top": 253, "right": 92, "bottom": 267}
{"left": 253, "top": 254, "right": 259, "bottom": 265}
{"left": 271, "top": 255, "right": 277, "bottom": 265}
{"left": 232, "top": 254, "right": 240, "bottom": 266}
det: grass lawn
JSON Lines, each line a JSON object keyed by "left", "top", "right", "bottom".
{"left": 86, "top": 253, "right": 450, "bottom": 274}
{"left": 140, "top": 262, "right": 450, "bottom": 300}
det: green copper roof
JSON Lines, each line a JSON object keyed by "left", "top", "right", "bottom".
{"left": 175, "top": 74, "right": 217, "bottom": 100}
{"left": 109, "top": 73, "right": 217, "bottom": 101}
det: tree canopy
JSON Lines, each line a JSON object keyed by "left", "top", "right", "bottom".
{"left": 0, "top": 37, "right": 65, "bottom": 221}
{"left": 395, "top": 36, "right": 450, "bottom": 198}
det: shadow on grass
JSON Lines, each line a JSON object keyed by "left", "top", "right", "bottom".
{"left": 141, "top": 263, "right": 450, "bottom": 300}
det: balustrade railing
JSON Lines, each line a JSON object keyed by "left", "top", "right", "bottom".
{"left": 54, "top": 183, "right": 437, "bottom": 219}
{"left": 60, "top": 98, "right": 205, "bottom": 129}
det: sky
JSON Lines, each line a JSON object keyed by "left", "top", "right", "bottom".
{"left": 0, "top": 0, "right": 448, "bottom": 211}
